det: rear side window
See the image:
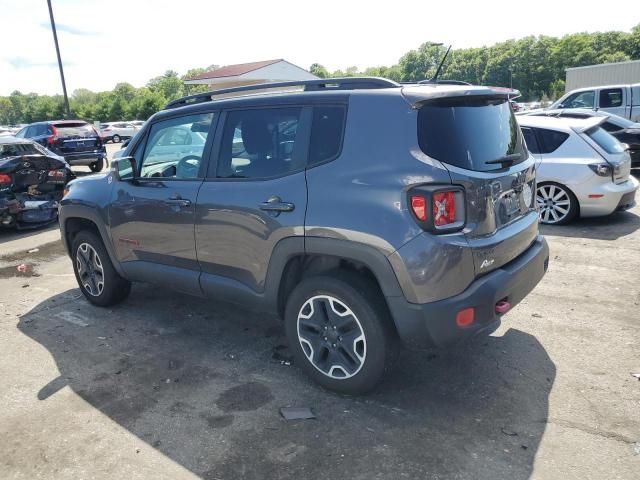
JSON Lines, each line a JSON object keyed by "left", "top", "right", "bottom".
{"left": 417, "top": 96, "right": 526, "bottom": 172}
{"left": 586, "top": 126, "right": 624, "bottom": 154}
{"left": 521, "top": 127, "right": 541, "bottom": 154}
{"left": 308, "top": 106, "right": 346, "bottom": 166}
{"left": 54, "top": 123, "right": 95, "bottom": 137}
{"left": 599, "top": 89, "right": 622, "bottom": 108}
{"left": 217, "top": 108, "right": 304, "bottom": 179}
{"left": 537, "top": 128, "right": 569, "bottom": 153}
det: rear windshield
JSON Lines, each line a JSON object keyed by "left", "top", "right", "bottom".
{"left": 586, "top": 126, "right": 624, "bottom": 154}
{"left": 54, "top": 123, "right": 95, "bottom": 137}
{"left": 418, "top": 96, "right": 526, "bottom": 172}
{"left": 0, "top": 142, "right": 40, "bottom": 158}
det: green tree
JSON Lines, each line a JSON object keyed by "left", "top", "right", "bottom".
{"left": 309, "top": 63, "right": 329, "bottom": 78}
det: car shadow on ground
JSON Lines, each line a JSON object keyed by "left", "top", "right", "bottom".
{"left": 0, "top": 222, "right": 58, "bottom": 244}
{"left": 540, "top": 210, "right": 640, "bottom": 241}
{"left": 18, "top": 285, "right": 555, "bottom": 480}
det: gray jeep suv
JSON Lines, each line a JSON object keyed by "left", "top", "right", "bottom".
{"left": 59, "top": 78, "right": 549, "bottom": 394}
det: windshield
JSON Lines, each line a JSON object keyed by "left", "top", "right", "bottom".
{"left": 417, "top": 96, "right": 526, "bottom": 172}
{"left": 586, "top": 126, "right": 625, "bottom": 154}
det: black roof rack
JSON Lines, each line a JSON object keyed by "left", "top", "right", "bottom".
{"left": 164, "top": 77, "right": 401, "bottom": 110}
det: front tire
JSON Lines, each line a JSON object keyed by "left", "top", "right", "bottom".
{"left": 71, "top": 230, "right": 131, "bottom": 306}
{"left": 284, "top": 272, "right": 398, "bottom": 394}
{"left": 536, "top": 182, "right": 578, "bottom": 225}
{"left": 112, "top": 134, "right": 121, "bottom": 143}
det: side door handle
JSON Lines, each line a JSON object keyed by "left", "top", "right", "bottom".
{"left": 259, "top": 195, "right": 295, "bottom": 213}
{"left": 164, "top": 195, "right": 191, "bottom": 207}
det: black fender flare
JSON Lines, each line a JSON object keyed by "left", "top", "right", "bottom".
{"left": 262, "top": 236, "right": 404, "bottom": 313}
{"left": 59, "top": 205, "right": 125, "bottom": 277}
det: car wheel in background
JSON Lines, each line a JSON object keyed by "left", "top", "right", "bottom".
{"left": 89, "top": 158, "right": 104, "bottom": 173}
{"left": 112, "top": 134, "right": 121, "bottom": 143}
{"left": 536, "top": 182, "right": 578, "bottom": 225}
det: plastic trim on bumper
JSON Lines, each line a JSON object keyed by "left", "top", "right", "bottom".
{"left": 386, "top": 235, "right": 549, "bottom": 348}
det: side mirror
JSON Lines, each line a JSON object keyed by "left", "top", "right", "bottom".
{"left": 111, "top": 156, "right": 137, "bottom": 181}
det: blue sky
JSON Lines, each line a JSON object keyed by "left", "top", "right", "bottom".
{"left": 1, "top": 0, "right": 638, "bottom": 95}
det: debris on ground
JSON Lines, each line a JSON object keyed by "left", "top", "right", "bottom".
{"left": 280, "top": 407, "right": 316, "bottom": 420}
{"left": 16, "top": 263, "right": 28, "bottom": 273}
{"left": 27, "top": 248, "right": 39, "bottom": 254}
{"left": 272, "top": 345, "right": 293, "bottom": 365}
{"left": 631, "top": 373, "right": 640, "bottom": 380}
{"left": 531, "top": 313, "right": 543, "bottom": 318}
{"left": 501, "top": 427, "right": 518, "bottom": 436}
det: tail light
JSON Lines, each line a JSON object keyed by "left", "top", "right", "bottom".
{"left": 408, "top": 185, "right": 465, "bottom": 233}
{"left": 92, "top": 126, "right": 103, "bottom": 146}
{"left": 0, "top": 174, "right": 11, "bottom": 185}
{"left": 46, "top": 125, "right": 58, "bottom": 146}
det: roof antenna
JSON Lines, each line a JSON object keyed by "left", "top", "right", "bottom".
{"left": 430, "top": 44, "right": 452, "bottom": 83}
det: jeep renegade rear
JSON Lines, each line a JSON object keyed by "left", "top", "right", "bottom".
{"left": 60, "top": 78, "right": 549, "bottom": 394}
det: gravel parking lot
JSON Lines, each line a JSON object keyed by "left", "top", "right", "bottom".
{"left": 0, "top": 173, "right": 638, "bottom": 479}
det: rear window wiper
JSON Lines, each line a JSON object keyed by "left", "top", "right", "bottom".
{"left": 485, "top": 153, "right": 522, "bottom": 167}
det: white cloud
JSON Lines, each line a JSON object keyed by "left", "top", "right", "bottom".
{"left": 1, "top": 0, "right": 638, "bottom": 95}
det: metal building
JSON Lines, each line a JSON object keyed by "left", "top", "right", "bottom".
{"left": 565, "top": 60, "right": 640, "bottom": 91}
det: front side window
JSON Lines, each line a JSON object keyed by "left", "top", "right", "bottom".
{"left": 217, "top": 108, "right": 303, "bottom": 179}
{"left": 599, "top": 89, "right": 623, "bottom": 108}
{"left": 139, "top": 113, "right": 213, "bottom": 179}
{"left": 563, "top": 91, "right": 595, "bottom": 109}
{"left": 418, "top": 96, "right": 526, "bottom": 172}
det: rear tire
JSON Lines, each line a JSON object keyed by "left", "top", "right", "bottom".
{"left": 284, "top": 272, "right": 399, "bottom": 394}
{"left": 536, "top": 182, "right": 578, "bottom": 225}
{"left": 89, "top": 158, "right": 104, "bottom": 172}
{"left": 112, "top": 134, "right": 121, "bottom": 143}
{"left": 71, "top": 230, "right": 131, "bottom": 307}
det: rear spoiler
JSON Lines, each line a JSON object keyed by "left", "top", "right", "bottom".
{"left": 571, "top": 116, "right": 608, "bottom": 134}
{"left": 402, "top": 85, "right": 521, "bottom": 108}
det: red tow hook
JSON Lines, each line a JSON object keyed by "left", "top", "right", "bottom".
{"left": 495, "top": 300, "right": 511, "bottom": 314}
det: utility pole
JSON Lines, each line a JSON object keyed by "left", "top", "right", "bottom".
{"left": 46, "top": 0, "right": 70, "bottom": 118}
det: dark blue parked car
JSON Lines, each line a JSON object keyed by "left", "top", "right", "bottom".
{"left": 15, "top": 120, "right": 107, "bottom": 172}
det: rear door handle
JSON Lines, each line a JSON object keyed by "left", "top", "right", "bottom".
{"left": 164, "top": 198, "right": 191, "bottom": 207}
{"left": 259, "top": 196, "right": 295, "bottom": 213}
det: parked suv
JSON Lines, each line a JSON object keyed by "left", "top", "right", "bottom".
{"left": 16, "top": 120, "right": 107, "bottom": 172}
{"left": 59, "top": 78, "right": 549, "bottom": 393}
{"left": 99, "top": 122, "right": 139, "bottom": 143}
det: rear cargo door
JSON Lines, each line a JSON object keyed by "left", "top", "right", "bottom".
{"left": 54, "top": 123, "right": 100, "bottom": 154}
{"left": 579, "top": 124, "right": 632, "bottom": 184}
{"left": 417, "top": 95, "right": 539, "bottom": 276}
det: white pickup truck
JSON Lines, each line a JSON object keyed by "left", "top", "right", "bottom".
{"left": 550, "top": 84, "right": 640, "bottom": 122}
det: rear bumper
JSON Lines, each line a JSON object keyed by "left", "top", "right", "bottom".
{"left": 387, "top": 235, "right": 549, "bottom": 348}
{"left": 579, "top": 176, "right": 638, "bottom": 217}
{"left": 63, "top": 151, "right": 106, "bottom": 165}
{"left": 0, "top": 195, "right": 61, "bottom": 228}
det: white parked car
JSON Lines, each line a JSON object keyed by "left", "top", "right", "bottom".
{"left": 99, "top": 122, "right": 138, "bottom": 143}
{"left": 518, "top": 115, "right": 638, "bottom": 224}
